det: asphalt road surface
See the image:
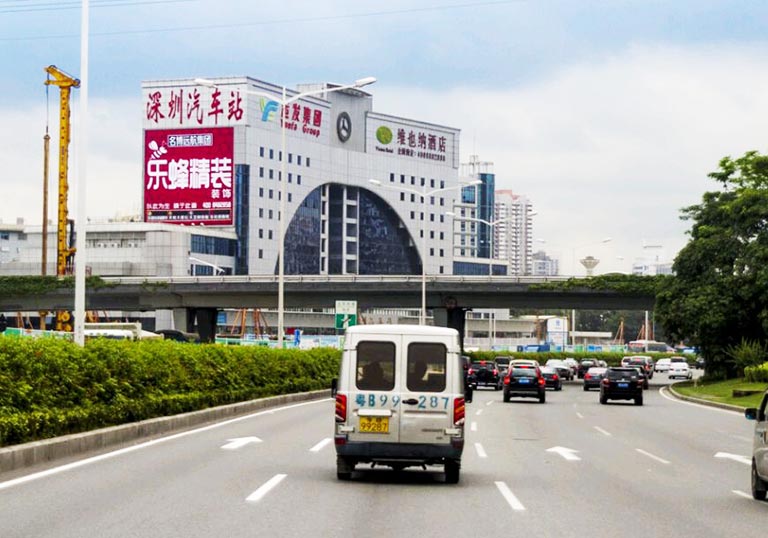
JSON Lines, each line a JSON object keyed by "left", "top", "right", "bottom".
{"left": 0, "top": 374, "right": 764, "bottom": 538}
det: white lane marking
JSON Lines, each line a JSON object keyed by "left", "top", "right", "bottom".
{"left": 594, "top": 426, "right": 612, "bottom": 437}
{"left": 221, "top": 437, "right": 263, "bottom": 450}
{"left": 495, "top": 481, "right": 526, "bottom": 511}
{"left": 309, "top": 438, "right": 332, "bottom": 452}
{"left": 246, "top": 474, "right": 287, "bottom": 502}
{"left": 659, "top": 387, "right": 740, "bottom": 415}
{"left": 486, "top": 400, "right": 494, "bottom": 407}
{"left": 636, "top": 449, "right": 670, "bottom": 465}
{"left": 471, "top": 422, "right": 478, "bottom": 432}
{"left": 733, "top": 490, "right": 753, "bottom": 500}
{"left": 546, "top": 446, "right": 581, "bottom": 461}
{"left": 576, "top": 412, "right": 584, "bottom": 419}
{"left": 715, "top": 452, "right": 751, "bottom": 465}
{"left": 476, "top": 409, "right": 484, "bottom": 416}
{"left": 0, "top": 399, "right": 327, "bottom": 492}
{"left": 475, "top": 443, "right": 488, "bottom": 458}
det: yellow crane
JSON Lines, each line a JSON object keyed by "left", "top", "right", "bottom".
{"left": 44, "top": 65, "right": 80, "bottom": 332}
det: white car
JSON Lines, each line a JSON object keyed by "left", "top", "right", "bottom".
{"left": 668, "top": 362, "right": 692, "bottom": 380}
{"left": 654, "top": 358, "right": 672, "bottom": 373}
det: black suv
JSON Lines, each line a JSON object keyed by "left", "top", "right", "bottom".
{"left": 468, "top": 361, "right": 502, "bottom": 390}
{"left": 577, "top": 359, "right": 598, "bottom": 379}
{"left": 600, "top": 367, "right": 644, "bottom": 405}
{"left": 627, "top": 357, "right": 654, "bottom": 380}
{"left": 503, "top": 366, "right": 546, "bottom": 403}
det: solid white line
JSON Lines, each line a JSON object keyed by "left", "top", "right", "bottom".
{"left": 246, "top": 474, "right": 287, "bottom": 502}
{"left": 576, "top": 412, "right": 584, "bottom": 419}
{"left": 309, "top": 438, "right": 332, "bottom": 453}
{"left": 471, "top": 422, "right": 478, "bottom": 432}
{"left": 636, "top": 448, "right": 670, "bottom": 465}
{"left": 733, "top": 490, "right": 753, "bottom": 500}
{"left": 495, "top": 481, "right": 526, "bottom": 511}
{"left": 486, "top": 400, "right": 494, "bottom": 407}
{"left": 658, "top": 387, "right": 741, "bottom": 415}
{"left": 0, "top": 399, "right": 327, "bottom": 492}
{"left": 594, "top": 426, "right": 612, "bottom": 437}
{"left": 475, "top": 443, "right": 488, "bottom": 458}
{"left": 476, "top": 409, "right": 484, "bottom": 416}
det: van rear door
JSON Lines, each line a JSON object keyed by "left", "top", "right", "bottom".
{"left": 398, "top": 339, "right": 455, "bottom": 445}
{"left": 347, "top": 338, "right": 401, "bottom": 444}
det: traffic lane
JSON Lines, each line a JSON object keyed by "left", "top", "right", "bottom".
{"left": 468, "top": 385, "right": 767, "bottom": 537}
{"left": 0, "top": 399, "right": 335, "bottom": 538}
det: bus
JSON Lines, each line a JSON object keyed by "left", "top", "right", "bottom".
{"left": 627, "top": 340, "right": 671, "bottom": 353}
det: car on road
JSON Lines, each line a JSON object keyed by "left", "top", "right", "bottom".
{"left": 600, "top": 367, "right": 644, "bottom": 405}
{"left": 468, "top": 360, "right": 502, "bottom": 390}
{"left": 495, "top": 356, "right": 511, "bottom": 376}
{"left": 583, "top": 366, "right": 607, "bottom": 391}
{"left": 564, "top": 358, "right": 579, "bottom": 377}
{"left": 626, "top": 356, "right": 654, "bottom": 379}
{"left": 654, "top": 358, "right": 671, "bottom": 373}
{"left": 545, "top": 359, "right": 573, "bottom": 381}
{"left": 540, "top": 366, "right": 563, "bottom": 390}
{"left": 744, "top": 391, "right": 768, "bottom": 499}
{"left": 503, "top": 366, "right": 546, "bottom": 403}
{"left": 628, "top": 365, "right": 649, "bottom": 389}
{"left": 668, "top": 362, "right": 693, "bottom": 380}
{"left": 511, "top": 359, "right": 540, "bottom": 368}
{"left": 578, "top": 359, "right": 599, "bottom": 379}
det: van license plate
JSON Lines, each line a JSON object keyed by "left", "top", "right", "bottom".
{"left": 359, "top": 416, "right": 389, "bottom": 433}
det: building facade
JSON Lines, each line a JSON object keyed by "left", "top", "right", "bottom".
{"left": 494, "top": 190, "right": 535, "bottom": 275}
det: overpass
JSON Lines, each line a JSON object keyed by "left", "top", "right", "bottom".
{"left": 0, "top": 275, "right": 657, "bottom": 312}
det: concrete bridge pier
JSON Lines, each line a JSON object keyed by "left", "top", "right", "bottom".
{"left": 432, "top": 302, "right": 469, "bottom": 352}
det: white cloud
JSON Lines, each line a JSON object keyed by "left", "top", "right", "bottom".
{"left": 3, "top": 42, "right": 768, "bottom": 276}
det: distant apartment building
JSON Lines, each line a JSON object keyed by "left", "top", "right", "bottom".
{"left": 531, "top": 250, "right": 559, "bottom": 276}
{"left": 494, "top": 190, "right": 535, "bottom": 275}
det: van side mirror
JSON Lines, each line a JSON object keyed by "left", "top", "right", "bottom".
{"left": 746, "top": 408, "right": 758, "bottom": 421}
{"left": 331, "top": 378, "right": 338, "bottom": 397}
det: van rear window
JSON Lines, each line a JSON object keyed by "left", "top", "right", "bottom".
{"left": 356, "top": 341, "right": 396, "bottom": 391}
{"left": 407, "top": 343, "right": 446, "bottom": 392}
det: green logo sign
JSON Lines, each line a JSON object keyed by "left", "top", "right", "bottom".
{"left": 376, "top": 126, "right": 393, "bottom": 145}
{"left": 335, "top": 314, "right": 357, "bottom": 330}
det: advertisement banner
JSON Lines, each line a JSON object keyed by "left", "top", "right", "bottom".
{"left": 366, "top": 115, "right": 459, "bottom": 168}
{"left": 144, "top": 127, "right": 235, "bottom": 226}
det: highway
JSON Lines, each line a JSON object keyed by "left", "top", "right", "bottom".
{"left": 0, "top": 376, "right": 763, "bottom": 537}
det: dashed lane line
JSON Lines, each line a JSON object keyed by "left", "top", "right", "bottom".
{"left": 495, "top": 481, "right": 526, "bottom": 511}
{"left": 246, "top": 474, "right": 287, "bottom": 502}
{"left": 594, "top": 426, "right": 612, "bottom": 437}
{"left": 475, "top": 443, "right": 488, "bottom": 458}
{"left": 309, "top": 438, "right": 332, "bottom": 452}
{"left": 636, "top": 448, "right": 670, "bottom": 465}
{"left": 471, "top": 422, "right": 478, "bottom": 432}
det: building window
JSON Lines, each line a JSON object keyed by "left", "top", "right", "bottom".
{"left": 288, "top": 173, "right": 292, "bottom": 183}
{"left": 440, "top": 215, "right": 444, "bottom": 223}
{"left": 306, "top": 157, "right": 310, "bottom": 167}
{"left": 269, "top": 210, "right": 273, "bottom": 219}
{"left": 439, "top": 266, "right": 444, "bottom": 274}
{"left": 421, "top": 177, "right": 425, "bottom": 186}
{"left": 279, "top": 151, "right": 282, "bottom": 161}
{"left": 259, "top": 187, "right": 264, "bottom": 197}
{"left": 269, "top": 169, "right": 274, "bottom": 179}
{"left": 390, "top": 172, "right": 395, "bottom": 182}
{"left": 259, "top": 147, "right": 264, "bottom": 157}
{"left": 268, "top": 230, "right": 273, "bottom": 240}
{"left": 410, "top": 193, "right": 415, "bottom": 203}
{"left": 288, "top": 193, "right": 292, "bottom": 202}
{"left": 269, "top": 149, "right": 274, "bottom": 159}
{"left": 430, "top": 214, "right": 435, "bottom": 222}
{"left": 400, "top": 192, "right": 405, "bottom": 201}
{"left": 269, "top": 189, "right": 274, "bottom": 199}
{"left": 259, "top": 208, "right": 264, "bottom": 218}
{"left": 430, "top": 248, "right": 434, "bottom": 256}
{"left": 440, "top": 180, "right": 445, "bottom": 189}
{"left": 430, "top": 179, "right": 435, "bottom": 188}
{"left": 430, "top": 231, "right": 435, "bottom": 239}
{"left": 439, "top": 248, "right": 444, "bottom": 257}
{"left": 259, "top": 249, "right": 263, "bottom": 259}
{"left": 400, "top": 174, "right": 405, "bottom": 184}
{"left": 411, "top": 176, "right": 415, "bottom": 185}
{"left": 259, "top": 167, "right": 264, "bottom": 178}
{"left": 297, "top": 155, "right": 302, "bottom": 165}
{"left": 288, "top": 153, "right": 293, "bottom": 163}
{"left": 259, "top": 229, "right": 263, "bottom": 239}
{"left": 410, "top": 211, "right": 415, "bottom": 219}
{"left": 440, "top": 198, "right": 444, "bottom": 206}
{"left": 440, "top": 231, "right": 444, "bottom": 240}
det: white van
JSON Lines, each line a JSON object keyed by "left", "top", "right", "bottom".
{"left": 333, "top": 324, "right": 466, "bottom": 483}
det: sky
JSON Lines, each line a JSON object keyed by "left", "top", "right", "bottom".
{"left": 2, "top": 0, "right": 768, "bottom": 275}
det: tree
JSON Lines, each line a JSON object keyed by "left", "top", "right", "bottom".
{"left": 656, "top": 150, "right": 768, "bottom": 377}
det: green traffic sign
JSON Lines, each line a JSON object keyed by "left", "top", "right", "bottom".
{"left": 335, "top": 313, "right": 357, "bottom": 330}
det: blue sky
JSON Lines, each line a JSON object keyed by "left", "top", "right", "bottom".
{"left": 3, "top": 0, "right": 768, "bottom": 274}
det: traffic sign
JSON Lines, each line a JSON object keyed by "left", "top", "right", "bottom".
{"left": 335, "top": 314, "right": 357, "bottom": 330}
{"left": 335, "top": 300, "right": 357, "bottom": 315}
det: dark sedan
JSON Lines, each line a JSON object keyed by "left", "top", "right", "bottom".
{"left": 582, "top": 366, "right": 607, "bottom": 391}
{"left": 468, "top": 361, "right": 502, "bottom": 390}
{"left": 503, "top": 367, "right": 546, "bottom": 403}
{"left": 540, "top": 366, "right": 563, "bottom": 391}
{"left": 600, "top": 367, "right": 644, "bottom": 405}
{"left": 577, "top": 359, "right": 599, "bottom": 379}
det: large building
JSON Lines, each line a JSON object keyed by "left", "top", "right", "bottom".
{"left": 142, "top": 76, "right": 468, "bottom": 278}
{"left": 494, "top": 190, "right": 535, "bottom": 275}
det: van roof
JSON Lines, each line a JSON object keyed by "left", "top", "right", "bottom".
{"left": 344, "top": 324, "right": 459, "bottom": 337}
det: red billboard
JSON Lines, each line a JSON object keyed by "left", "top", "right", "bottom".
{"left": 144, "top": 127, "right": 235, "bottom": 226}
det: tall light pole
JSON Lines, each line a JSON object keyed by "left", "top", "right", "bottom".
{"left": 197, "top": 76, "right": 376, "bottom": 347}
{"left": 369, "top": 178, "right": 481, "bottom": 325}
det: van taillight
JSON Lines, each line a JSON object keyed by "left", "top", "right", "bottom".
{"left": 453, "top": 397, "right": 465, "bottom": 425}
{"left": 467, "top": 368, "right": 474, "bottom": 375}
{"left": 335, "top": 394, "right": 347, "bottom": 422}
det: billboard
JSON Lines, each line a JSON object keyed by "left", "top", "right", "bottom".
{"left": 144, "top": 127, "right": 235, "bottom": 226}
{"left": 366, "top": 113, "right": 459, "bottom": 168}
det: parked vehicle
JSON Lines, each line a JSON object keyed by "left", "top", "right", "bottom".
{"left": 744, "top": 393, "right": 768, "bottom": 499}
{"left": 333, "top": 324, "right": 465, "bottom": 483}
{"left": 468, "top": 360, "right": 502, "bottom": 390}
{"left": 669, "top": 362, "right": 693, "bottom": 380}
{"left": 600, "top": 367, "right": 644, "bottom": 405}
{"left": 583, "top": 367, "right": 607, "bottom": 391}
{"left": 503, "top": 366, "right": 546, "bottom": 403}
{"left": 540, "top": 366, "right": 563, "bottom": 390}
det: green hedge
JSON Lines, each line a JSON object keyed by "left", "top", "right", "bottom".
{"left": 745, "top": 362, "right": 768, "bottom": 383}
{"left": 0, "top": 337, "right": 340, "bottom": 447}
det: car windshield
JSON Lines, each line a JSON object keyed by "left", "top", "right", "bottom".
{"left": 607, "top": 368, "right": 638, "bottom": 380}
{"left": 512, "top": 368, "right": 538, "bottom": 377}
{"left": 471, "top": 362, "right": 492, "bottom": 369}
{"left": 587, "top": 367, "right": 607, "bottom": 374}
{"left": 495, "top": 357, "right": 510, "bottom": 366}
{"left": 628, "top": 359, "right": 646, "bottom": 365}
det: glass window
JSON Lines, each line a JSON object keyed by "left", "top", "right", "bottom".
{"left": 268, "top": 230, "right": 273, "bottom": 240}
{"left": 390, "top": 172, "right": 395, "bottom": 182}
{"left": 269, "top": 169, "right": 274, "bottom": 179}
{"left": 258, "top": 187, "right": 264, "bottom": 197}
{"left": 411, "top": 176, "right": 415, "bottom": 185}
{"left": 297, "top": 175, "right": 302, "bottom": 185}
{"left": 407, "top": 343, "right": 446, "bottom": 392}
{"left": 400, "top": 192, "right": 405, "bottom": 201}
{"left": 269, "top": 149, "right": 274, "bottom": 159}
{"left": 258, "top": 229, "right": 263, "bottom": 239}
{"left": 306, "top": 157, "right": 310, "bottom": 167}
{"left": 259, "top": 167, "right": 264, "bottom": 178}
{"left": 298, "top": 155, "right": 302, "bottom": 165}
{"left": 258, "top": 249, "right": 263, "bottom": 258}
{"left": 259, "top": 208, "right": 264, "bottom": 218}
{"left": 259, "top": 147, "right": 264, "bottom": 157}
{"left": 356, "top": 341, "right": 396, "bottom": 391}
{"left": 288, "top": 153, "right": 293, "bottom": 163}
{"left": 269, "top": 189, "right": 273, "bottom": 199}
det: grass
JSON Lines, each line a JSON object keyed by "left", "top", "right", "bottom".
{"left": 673, "top": 377, "right": 768, "bottom": 409}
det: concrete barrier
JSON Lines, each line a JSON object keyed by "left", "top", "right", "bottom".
{"left": 0, "top": 390, "right": 330, "bottom": 474}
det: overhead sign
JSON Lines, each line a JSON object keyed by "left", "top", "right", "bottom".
{"left": 144, "top": 127, "right": 234, "bottom": 226}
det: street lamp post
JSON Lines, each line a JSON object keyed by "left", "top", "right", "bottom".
{"left": 369, "top": 179, "right": 481, "bottom": 325}
{"left": 196, "top": 76, "right": 376, "bottom": 347}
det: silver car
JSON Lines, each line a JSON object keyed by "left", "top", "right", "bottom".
{"left": 745, "top": 392, "right": 768, "bottom": 499}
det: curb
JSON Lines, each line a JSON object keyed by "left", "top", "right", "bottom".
{"left": 666, "top": 383, "right": 745, "bottom": 413}
{"left": 0, "top": 389, "right": 330, "bottom": 474}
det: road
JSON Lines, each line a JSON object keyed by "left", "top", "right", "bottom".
{"left": 0, "top": 374, "right": 764, "bottom": 537}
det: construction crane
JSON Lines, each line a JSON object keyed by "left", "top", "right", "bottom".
{"left": 44, "top": 65, "right": 80, "bottom": 332}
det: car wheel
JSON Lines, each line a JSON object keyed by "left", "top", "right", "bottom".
{"left": 336, "top": 456, "right": 354, "bottom": 481}
{"left": 599, "top": 394, "right": 607, "bottom": 405}
{"left": 583, "top": 385, "right": 589, "bottom": 391}
{"left": 556, "top": 384, "right": 562, "bottom": 391}
{"left": 503, "top": 391, "right": 510, "bottom": 403}
{"left": 445, "top": 459, "right": 461, "bottom": 484}
{"left": 635, "top": 395, "right": 643, "bottom": 406}
{"left": 539, "top": 392, "right": 546, "bottom": 404}
{"left": 752, "top": 460, "right": 767, "bottom": 500}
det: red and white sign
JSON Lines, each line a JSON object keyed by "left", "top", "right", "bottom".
{"left": 143, "top": 127, "right": 235, "bottom": 226}
{"left": 144, "top": 86, "right": 246, "bottom": 127}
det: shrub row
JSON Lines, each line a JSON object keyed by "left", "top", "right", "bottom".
{"left": 0, "top": 337, "right": 340, "bottom": 447}
{"left": 745, "top": 362, "right": 768, "bottom": 383}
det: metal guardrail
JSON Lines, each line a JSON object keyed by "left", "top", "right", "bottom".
{"left": 103, "top": 275, "right": 573, "bottom": 286}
